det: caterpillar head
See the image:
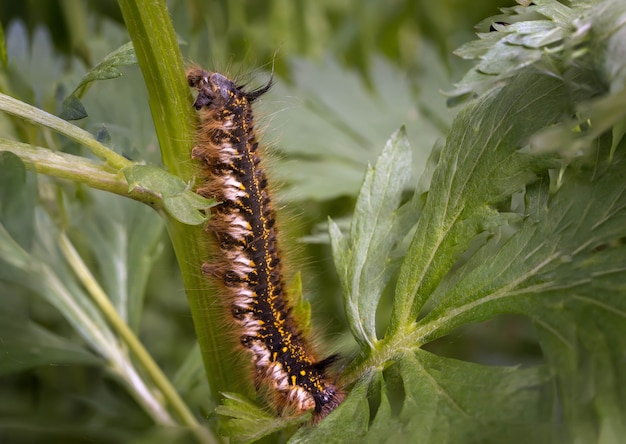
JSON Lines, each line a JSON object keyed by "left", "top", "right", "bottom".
{"left": 187, "top": 67, "right": 273, "bottom": 111}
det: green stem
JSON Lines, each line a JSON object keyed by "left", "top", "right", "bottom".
{"left": 0, "top": 93, "right": 131, "bottom": 170}
{"left": 59, "top": 232, "right": 216, "bottom": 443}
{"left": 0, "top": 139, "right": 161, "bottom": 208}
{"left": 116, "top": 0, "right": 194, "bottom": 175}
{"left": 341, "top": 324, "right": 420, "bottom": 385}
{"left": 118, "top": 0, "right": 254, "bottom": 402}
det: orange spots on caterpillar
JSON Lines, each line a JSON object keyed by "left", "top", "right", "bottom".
{"left": 187, "top": 66, "right": 344, "bottom": 421}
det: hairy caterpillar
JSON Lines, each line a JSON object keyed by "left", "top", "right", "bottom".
{"left": 187, "top": 67, "right": 343, "bottom": 420}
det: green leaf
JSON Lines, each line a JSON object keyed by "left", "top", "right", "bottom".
{"left": 122, "top": 164, "right": 214, "bottom": 225}
{"left": 598, "top": 0, "right": 626, "bottom": 90}
{"left": 70, "top": 41, "right": 137, "bottom": 99}
{"left": 264, "top": 53, "right": 452, "bottom": 202}
{"left": 317, "top": 351, "right": 553, "bottom": 444}
{"left": 334, "top": 13, "right": 626, "bottom": 437}
{"left": 0, "top": 314, "right": 101, "bottom": 375}
{"left": 406, "top": 133, "right": 626, "bottom": 440}
{"left": 0, "top": 200, "right": 190, "bottom": 428}
{"left": 330, "top": 128, "right": 412, "bottom": 349}
{"left": 0, "top": 211, "right": 116, "bottom": 357}
{"left": 58, "top": 93, "right": 88, "bottom": 120}
{"left": 530, "top": 88, "right": 626, "bottom": 159}
{"left": 0, "top": 151, "right": 36, "bottom": 249}
{"left": 418, "top": 134, "right": 625, "bottom": 333}
{"left": 391, "top": 72, "right": 566, "bottom": 334}
{"left": 162, "top": 191, "right": 213, "bottom": 226}
{"left": 216, "top": 393, "right": 308, "bottom": 443}
{"left": 290, "top": 372, "right": 372, "bottom": 443}
{"left": 79, "top": 192, "right": 164, "bottom": 330}
{"left": 448, "top": 0, "right": 602, "bottom": 103}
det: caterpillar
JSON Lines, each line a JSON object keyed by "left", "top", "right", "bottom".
{"left": 187, "top": 67, "right": 344, "bottom": 420}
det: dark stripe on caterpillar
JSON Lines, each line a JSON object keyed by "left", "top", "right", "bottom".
{"left": 187, "top": 67, "right": 343, "bottom": 420}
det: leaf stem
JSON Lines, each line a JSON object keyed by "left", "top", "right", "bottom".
{"left": 118, "top": 0, "right": 254, "bottom": 401}
{"left": 58, "top": 232, "right": 216, "bottom": 443}
{"left": 0, "top": 93, "right": 131, "bottom": 170}
{"left": 0, "top": 138, "right": 162, "bottom": 208}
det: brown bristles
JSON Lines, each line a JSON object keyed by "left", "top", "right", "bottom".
{"left": 187, "top": 66, "right": 344, "bottom": 421}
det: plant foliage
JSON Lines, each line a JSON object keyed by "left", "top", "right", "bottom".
{"left": 0, "top": 0, "right": 625, "bottom": 443}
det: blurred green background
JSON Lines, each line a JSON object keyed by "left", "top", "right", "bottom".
{"left": 0, "top": 1, "right": 543, "bottom": 442}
